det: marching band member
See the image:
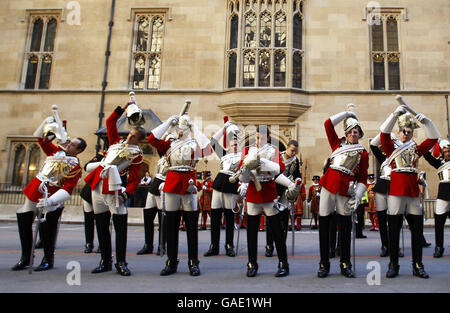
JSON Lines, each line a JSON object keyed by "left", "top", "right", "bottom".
{"left": 317, "top": 105, "right": 369, "bottom": 278}
{"left": 308, "top": 176, "right": 322, "bottom": 230}
{"left": 84, "top": 102, "right": 145, "bottom": 276}
{"left": 12, "top": 112, "right": 86, "bottom": 271}
{"left": 238, "top": 126, "right": 298, "bottom": 277}
{"left": 423, "top": 139, "right": 450, "bottom": 258}
{"left": 147, "top": 100, "right": 213, "bottom": 276}
{"left": 266, "top": 140, "right": 301, "bottom": 257}
{"left": 379, "top": 99, "right": 440, "bottom": 278}
{"left": 204, "top": 119, "right": 241, "bottom": 257}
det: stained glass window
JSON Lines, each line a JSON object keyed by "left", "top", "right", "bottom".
{"left": 228, "top": 52, "right": 237, "bottom": 88}
{"left": 136, "top": 17, "right": 149, "bottom": 51}
{"left": 275, "top": 12, "right": 286, "bottom": 47}
{"left": 243, "top": 50, "right": 255, "bottom": 86}
{"left": 44, "top": 18, "right": 57, "bottom": 52}
{"left": 12, "top": 145, "right": 25, "bottom": 186}
{"left": 386, "top": 17, "right": 398, "bottom": 51}
{"left": 274, "top": 51, "right": 286, "bottom": 87}
{"left": 38, "top": 55, "right": 52, "bottom": 89}
{"left": 151, "top": 16, "right": 164, "bottom": 52}
{"left": 25, "top": 55, "right": 38, "bottom": 89}
{"left": 148, "top": 55, "right": 161, "bottom": 89}
{"left": 259, "top": 50, "right": 271, "bottom": 86}
{"left": 259, "top": 12, "right": 271, "bottom": 48}
{"left": 244, "top": 13, "right": 257, "bottom": 48}
{"left": 133, "top": 55, "right": 146, "bottom": 89}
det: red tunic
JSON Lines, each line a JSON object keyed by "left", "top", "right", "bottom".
{"left": 197, "top": 178, "right": 213, "bottom": 211}
{"left": 366, "top": 183, "right": 377, "bottom": 212}
{"left": 380, "top": 133, "right": 437, "bottom": 197}
{"left": 319, "top": 119, "right": 369, "bottom": 197}
{"left": 84, "top": 107, "right": 142, "bottom": 195}
{"left": 147, "top": 133, "right": 212, "bottom": 195}
{"left": 239, "top": 145, "right": 286, "bottom": 203}
{"left": 294, "top": 183, "right": 306, "bottom": 214}
{"left": 308, "top": 184, "right": 322, "bottom": 213}
{"left": 23, "top": 138, "right": 81, "bottom": 202}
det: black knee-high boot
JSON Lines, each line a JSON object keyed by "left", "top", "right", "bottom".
{"left": 329, "top": 212, "right": 337, "bottom": 257}
{"left": 35, "top": 207, "right": 63, "bottom": 271}
{"left": 161, "top": 211, "right": 181, "bottom": 276}
{"left": 156, "top": 210, "right": 167, "bottom": 255}
{"left": 280, "top": 210, "right": 290, "bottom": 243}
{"left": 433, "top": 213, "right": 447, "bottom": 257}
{"left": 265, "top": 218, "right": 274, "bottom": 256}
{"left": 92, "top": 211, "right": 112, "bottom": 273}
{"left": 183, "top": 210, "right": 200, "bottom": 276}
{"left": 204, "top": 209, "right": 222, "bottom": 256}
{"left": 338, "top": 214, "right": 354, "bottom": 277}
{"left": 386, "top": 214, "right": 403, "bottom": 277}
{"left": 112, "top": 213, "right": 130, "bottom": 276}
{"left": 12, "top": 211, "right": 35, "bottom": 271}
{"left": 246, "top": 214, "right": 260, "bottom": 277}
{"left": 137, "top": 208, "right": 157, "bottom": 255}
{"left": 407, "top": 214, "right": 429, "bottom": 278}
{"left": 267, "top": 214, "right": 289, "bottom": 277}
{"left": 377, "top": 210, "right": 389, "bottom": 256}
{"left": 224, "top": 209, "right": 236, "bottom": 256}
{"left": 84, "top": 211, "right": 95, "bottom": 253}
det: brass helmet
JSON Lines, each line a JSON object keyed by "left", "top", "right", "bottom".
{"left": 127, "top": 92, "right": 145, "bottom": 127}
{"left": 343, "top": 103, "right": 364, "bottom": 138}
{"left": 439, "top": 139, "right": 450, "bottom": 150}
{"left": 178, "top": 114, "right": 192, "bottom": 132}
{"left": 398, "top": 112, "right": 419, "bottom": 130}
{"left": 43, "top": 120, "right": 68, "bottom": 142}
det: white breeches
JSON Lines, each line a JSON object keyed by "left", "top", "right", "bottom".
{"left": 435, "top": 199, "right": 450, "bottom": 215}
{"left": 247, "top": 201, "right": 278, "bottom": 217}
{"left": 318, "top": 187, "right": 351, "bottom": 217}
{"left": 387, "top": 195, "right": 422, "bottom": 216}
{"left": 145, "top": 192, "right": 162, "bottom": 210}
{"left": 375, "top": 193, "right": 388, "bottom": 212}
{"left": 164, "top": 192, "right": 198, "bottom": 212}
{"left": 91, "top": 181, "right": 127, "bottom": 215}
{"left": 211, "top": 190, "right": 238, "bottom": 210}
{"left": 83, "top": 200, "right": 93, "bottom": 213}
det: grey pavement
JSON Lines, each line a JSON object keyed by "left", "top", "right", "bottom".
{"left": 1, "top": 221, "right": 449, "bottom": 293}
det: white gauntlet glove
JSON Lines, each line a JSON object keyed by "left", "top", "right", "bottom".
{"left": 238, "top": 183, "right": 248, "bottom": 198}
{"left": 37, "top": 189, "right": 70, "bottom": 212}
{"left": 330, "top": 111, "right": 357, "bottom": 126}
{"left": 152, "top": 115, "right": 179, "bottom": 139}
{"left": 415, "top": 113, "right": 441, "bottom": 139}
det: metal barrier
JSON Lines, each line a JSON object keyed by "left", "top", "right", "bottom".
{"left": 0, "top": 183, "right": 83, "bottom": 206}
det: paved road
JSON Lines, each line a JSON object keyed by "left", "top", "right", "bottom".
{"left": 0, "top": 222, "right": 449, "bottom": 293}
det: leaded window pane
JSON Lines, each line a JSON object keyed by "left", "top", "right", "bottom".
{"left": 244, "top": 13, "right": 257, "bottom": 48}
{"left": 151, "top": 17, "right": 164, "bottom": 52}
{"left": 371, "top": 21, "right": 383, "bottom": 51}
{"left": 44, "top": 18, "right": 57, "bottom": 52}
{"left": 25, "top": 55, "right": 38, "bottom": 89}
{"left": 133, "top": 56, "right": 146, "bottom": 89}
{"left": 229, "top": 15, "right": 238, "bottom": 49}
{"left": 275, "top": 12, "right": 286, "bottom": 47}
{"left": 38, "top": 55, "right": 52, "bottom": 89}
{"left": 373, "top": 55, "right": 385, "bottom": 90}
{"left": 293, "top": 14, "right": 302, "bottom": 49}
{"left": 30, "top": 18, "right": 43, "bottom": 52}
{"left": 388, "top": 56, "right": 400, "bottom": 90}
{"left": 228, "top": 53, "right": 237, "bottom": 88}
{"left": 274, "top": 51, "right": 286, "bottom": 87}
{"left": 136, "top": 17, "right": 149, "bottom": 51}
{"left": 259, "top": 12, "right": 271, "bottom": 48}
{"left": 386, "top": 17, "right": 398, "bottom": 51}
{"left": 27, "top": 145, "right": 40, "bottom": 184}
{"left": 258, "top": 50, "right": 271, "bottom": 86}
{"left": 12, "top": 145, "right": 26, "bottom": 186}
{"left": 243, "top": 50, "right": 255, "bottom": 86}
{"left": 148, "top": 55, "right": 161, "bottom": 89}
{"left": 292, "top": 52, "right": 302, "bottom": 88}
